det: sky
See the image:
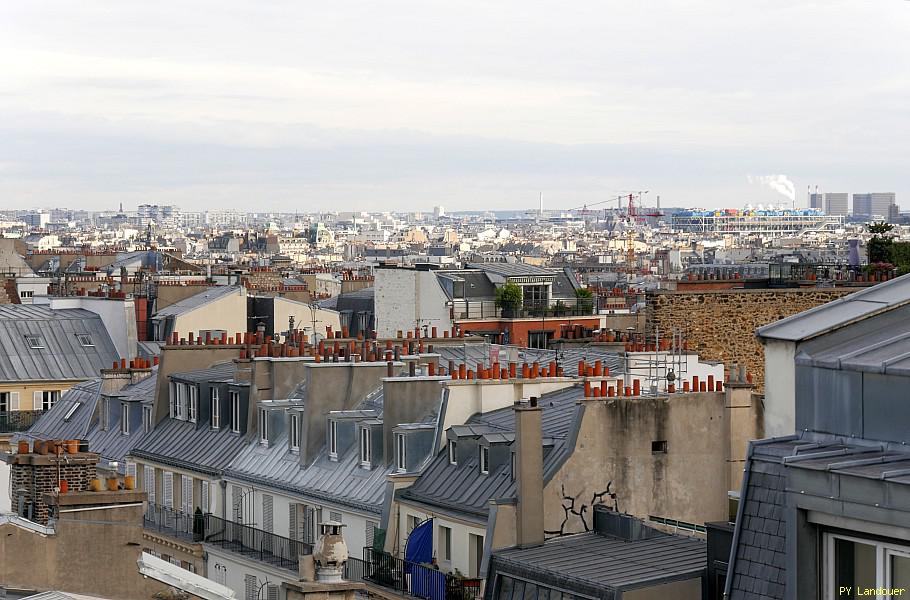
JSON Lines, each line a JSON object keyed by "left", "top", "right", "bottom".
{"left": 1, "top": 1, "right": 908, "bottom": 213}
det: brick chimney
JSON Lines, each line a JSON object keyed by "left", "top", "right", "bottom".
{"left": 9, "top": 449, "right": 101, "bottom": 524}
{"left": 514, "top": 396, "right": 545, "bottom": 548}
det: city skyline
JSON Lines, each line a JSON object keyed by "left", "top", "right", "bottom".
{"left": 1, "top": 1, "right": 908, "bottom": 212}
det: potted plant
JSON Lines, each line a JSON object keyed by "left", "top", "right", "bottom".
{"left": 495, "top": 283, "right": 523, "bottom": 318}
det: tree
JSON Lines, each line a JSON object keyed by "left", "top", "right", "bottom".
{"left": 495, "top": 283, "right": 523, "bottom": 316}
{"left": 574, "top": 287, "right": 595, "bottom": 314}
{"left": 867, "top": 221, "right": 895, "bottom": 264}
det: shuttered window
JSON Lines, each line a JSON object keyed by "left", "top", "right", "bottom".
{"left": 244, "top": 574, "right": 257, "bottom": 600}
{"left": 232, "top": 485, "right": 244, "bottom": 523}
{"left": 145, "top": 466, "right": 156, "bottom": 504}
{"left": 366, "top": 521, "right": 378, "bottom": 549}
{"left": 181, "top": 475, "right": 193, "bottom": 514}
{"left": 126, "top": 461, "right": 137, "bottom": 479}
{"left": 210, "top": 388, "right": 220, "bottom": 429}
{"left": 163, "top": 471, "right": 173, "bottom": 508}
{"left": 266, "top": 584, "right": 279, "bottom": 600}
{"left": 262, "top": 494, "right": 274, "bottom": 533}
{"left": 201, "top": 481, "right": 210, "bottom": 513}
{"left": 289, "top": 504, "right": 298, "bottom": 540}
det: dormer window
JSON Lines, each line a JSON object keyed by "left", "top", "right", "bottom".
{"left": 480, "top": 446, "right": 490, "bottom": 474}
{"left": 230, "top": 391, "right": 241, "bottom": 433}
{"left": 360, "top": 426, "right": 371, "bottom": 467}
{"left": 210, "top": 387, "right": 220, "bottom": 429}
{"left": 448, "top": 440, "right": 457, "bottom": 465}
{"left": 328, "top": 420, "right": 338, "bottom": 460}
{"left": 259, "top": 408, "right": 269, "bottom": 445}
{"left": 290, "top": 413, "right": 300, "bottom": 452}
{"left": 395, "top": 433, "right": 407, "bottom": 472}
{"left": 121, "top": 403, "right": 130, "bottom": 435}
{"left": 187, "top": 385, "right": 198, "bottom": 423}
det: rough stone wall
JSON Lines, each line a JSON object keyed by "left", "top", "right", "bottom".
{"left": 648, "top": 288, "right": 854, "bottom": 390}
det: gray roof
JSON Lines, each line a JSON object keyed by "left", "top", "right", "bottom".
{"left": 489, "top": 529, "right": 705, "bottom": 599}
{"left": 0, "top": 305, "right": 120, "bottom": 382}
{"left": 794, "top": 303, "right": 910, "bottom": 376}
{"left": 465, "top": 263, "right": 554, "bottom": 278}
{"left": 225, "top": 387, "right": 390, "bottom": 513}
{"left": 397, "top": 386, "right": 584, "bottom": 521}
{"left": 171, "top": 361, "right": 236, "bottom": 383}
{"left": 19, "top": 371, "right": 158, "bottom": 474}
{"left": 131, "top": 417, "right": 251, "bottom": 476}
{"left": 152, "top": 285, "right": 241, "bottom": 318}
{"left": 757, "top": 273, "right": 910, "bottom": 342}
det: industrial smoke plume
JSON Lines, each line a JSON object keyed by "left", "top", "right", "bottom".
{"left": 747, "top": 174, "right": 796, "bottom": 203}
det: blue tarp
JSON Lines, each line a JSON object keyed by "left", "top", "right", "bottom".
{"left": 404, "top": 519, "right": 444, "bottom": 600}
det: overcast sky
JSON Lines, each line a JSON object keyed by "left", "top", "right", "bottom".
{"left": 1, "top": 1, "right": 908, "bottom": 213}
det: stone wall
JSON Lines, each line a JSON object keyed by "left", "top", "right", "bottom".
{"left": 10, "top": 453, "right": 99, "bottom": 524}
{"left": 648, "top": 288, "right": 855, "bottom": 390}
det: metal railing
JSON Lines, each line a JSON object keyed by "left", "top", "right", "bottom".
{"left": 203, "top": 514, "right": 312, "bottom": 572}
{"left": 454, "top": 298, "right": 596, "bottom": 321}
{"left": 355, "top": 548, "right": 483, "bottom": 600}
{"left": 143, "top": 503, "right": 201, "bottom": 541}
{"left": 0, "top": 410, "right": 45, "bottom": 434}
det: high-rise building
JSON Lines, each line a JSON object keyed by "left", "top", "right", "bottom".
{"left": 137, "top": 204, "right": 180, "bottom": 228}
{"left": 809, "top": 193, "right": 824, "bottom": 210}
{"left": 823, "top": 193, "right": 848, "bottom": 216}
{"left": 852, "top": 192, "right": 896, "bottom": 220}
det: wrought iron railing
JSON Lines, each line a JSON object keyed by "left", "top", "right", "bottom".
{"left": 0, "top": 410, "right": 45, "bottom": 434}
{"left": 143, "top": 503, "right": 201, "bottom": 541}
{"left": 355, "top": 548, "right": 483, "bottom": 600}
{"left": 203, "top": 514, "right": 312, "bottom": 572}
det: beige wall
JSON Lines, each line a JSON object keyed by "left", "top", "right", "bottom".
{"left": 622, "top": 577, "right": 702, "bottom": 600}
{"left": 0, "top": 500, "right": 176, "bottom": 599}
{"left": 393, "top": 502, "right": 487, "bottom": 577}
{"left": 0, "top": 381, "right": 78, "bottom": 411}
{"left": 171, "top": 288, "right": 248, "bottom": 342}
{"left": 272, "top": 298, "right": 342, "bottom": 344}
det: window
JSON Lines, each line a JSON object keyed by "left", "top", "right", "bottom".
{"left": 360, "top": 426, "right": 371, "bottom": 467}
{"left": 528, "top": 331, "right": 553, "bottom": 350}
{"left": 144, "top": 466, "right": 156, "bottom": 504}
{"left": 230, "top": 391, "right": 241, "bottom": 433}
{"left": 40, "top": 390, "right": 60, "bottom": 411}
{"left": 121, "top": 402, "right": 130, "bottom": 435}
{"left": 143, "top": 406, "right": 152, "bottom": 433}
{"left": 448, "top": 440, "right": 457, "bottom": 465}
{"left": 210, "top": 388, "right": 220, "bottom": 429}
{"left": 825, "top": 533, "right": 910, "bottom": 599}
{"left": 366, "top": 521, "right": 378, "bottom": 549}
{"left": 25, "top": 335, "right": 44, "bottom": 349}
{"left": 480, "top": 446, "right": 490, "bottom": 474}
{"left": 329, "top": 420, "right": 338, "bottom": 459}
{"left": 0, "top": 392, "right": 9, "bottom": 412}
{"left": 20, "top": 290, "right": 33, "bottom": 299}
{"left": 407, "top": 514, "right": 421, "bottom": 533}
{"left": 439, "top": 525, "right": 452, "bottom": 561}
{"left": 175, "top": 383, "right": 186, "bottom": 420}
{"left": 652, "top": 440, "right": 668, "bottom": 453}
{"left": 259, "top": 409, "right": 269, "bottom": 445}
{"left": 187, "top": 385, "right": 198, "bottom": 423}
{"left": 76, "top": 334, "right": 94, "bottom": 347}
{"left": 64, "top": 401, "right": 81, "bottom": 421}
{"left": 395, "top": 433, "right": 407, "bottom": 472}
{"left": 290, "top": 413, "right": 300, "bottom": 451}
{"left": 181, "top": 475, "right": 193, "bottom": 514}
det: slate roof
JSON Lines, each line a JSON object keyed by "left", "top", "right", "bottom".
{"left": 0, "top": 305, "right": 120, "bottom": 382}
{"left": 489, "top": 527, "right": 705, "bottom": 600}
{"left": 757, "top": 272, "right": 910, "bottom": 342}
{"left": 19, "top": 379, "right": 102, "bottom": 442}
{"left": 224, "top": 386, "right": 390, "bottom": 514}
{"left": 171, "top": 361, "right": 236, "bottom": 383}
{"left": 152, "top": 285, "right": 241, "bottom": 318}
{"left": 397, "top": 386, "right": 584, "bottom": 521}
{"left": 727, "top": 438, "right": 790, "bottom": 600}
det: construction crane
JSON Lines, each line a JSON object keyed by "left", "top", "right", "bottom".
{"left": 620, "top": 192, "right": 664, "bottom": 276}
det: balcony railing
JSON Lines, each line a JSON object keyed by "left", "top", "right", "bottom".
{"left": 0, "top": 410, "right": 45, "bottom": 434}
{"left": 143, "top": 503, "right": 201, "bottom": 542}
{"left": 453, "top": 299, "right": 596, "bottom": 321}
{"left": 203, "top": 514, "right": 312, "bottom": 572}
{"left": 349, "top": 548, "right": 483, "bottom": 600}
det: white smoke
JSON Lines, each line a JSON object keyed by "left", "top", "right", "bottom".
{"left": 747, "top": 174, "right": 796, "bottom": 203}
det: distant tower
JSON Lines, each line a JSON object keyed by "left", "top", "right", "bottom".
{"left": 539, "top": 192, "right": 543, "bottom": 216}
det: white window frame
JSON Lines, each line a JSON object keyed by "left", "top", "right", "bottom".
{"left": 448, "top": 439, "right": 457, "bottom": 465}
{"left": 210, "top": 387, "right": 220, "bottom": 429}
{"left": 120, "top": 402, "right": 130, "bottom": 435}
{"left": 259, "top": 408, "right": 269, "bottom": 445}
{"left": 187, "top": 385, "right": 198, "bottom": 424}
{"left": 360, "top": 426, "right": 371, "bottom": 467}
{"left": 328, "top": 420, "right": 338, "bottom": 460}
{"left": 25, "top": 334, "right": 44, "bottom": 349}
{"left": 175, "top": 383, "right": 186, "bottom": 420}
{"left": 76, "top": 333, "right": 94, "bottom": 347}
{"left": 439, "top": 524, "right": 452, "bottom": 562}
{"left": 230, "top": 391, "right": 241, "bottom": 433}
{"left": 289, "top": 413, "right": 300, "bottom": 452}
{"left": 41, "top": 390, "right": 60, "bottom": 411}
{"left": 143, "top": 406, "right": 152, "bottom": 433}
{"left": 480, "top": 446, "right": 490, "bottom": 474}
{"left": 395, "top": 433, "right": 407, "bottom": 472}
{"left": 824, "top": 532, "right": 910, "bottom": 600}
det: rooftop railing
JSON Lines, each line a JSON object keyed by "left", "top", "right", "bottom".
{"left": 0, "top": 410, "right": 45, "bottom": 434}
{"left": 348, "top": 548, "right": 483, "bottom": 600}
{"left": 203, "top": 514, "right": 312, "bottom": 572}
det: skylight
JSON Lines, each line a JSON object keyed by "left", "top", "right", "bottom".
{"left": 63, "top": 402, "right": 82, "bottom": 422}
{"left": 25, "top": 335, "right": 44, "bottom": 349}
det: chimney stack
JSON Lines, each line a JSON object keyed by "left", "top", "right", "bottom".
{"left": 514, "top": 396, "right": 545, "bottom": 548}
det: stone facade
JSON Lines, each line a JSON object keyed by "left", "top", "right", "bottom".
{"left": 9, "top": 452, "right": 100, "bottom": 524}
{"left": 648, "top": 288, "right": 854, "bottom": 390}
